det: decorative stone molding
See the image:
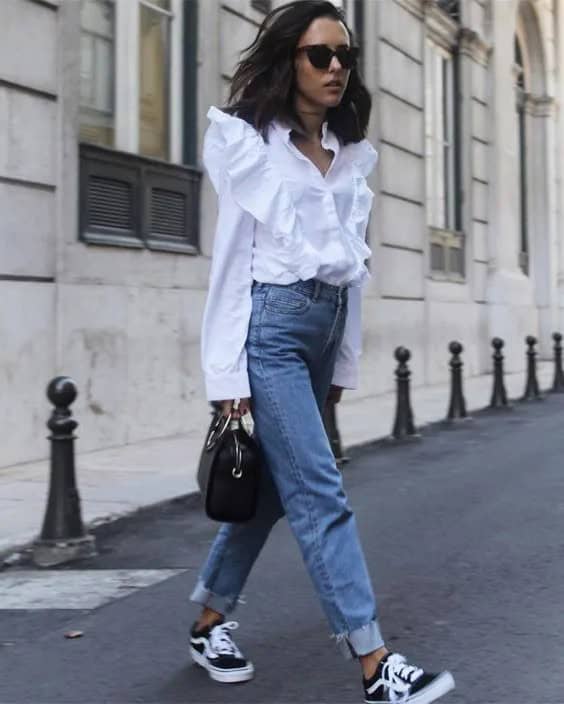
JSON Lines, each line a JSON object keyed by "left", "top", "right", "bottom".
{"left": 458, "top": 27, "right": 492, "bottom": 66}
{"left": 424, "top": 0, "right": 458, "bottom": 50}
{"left": 525, "top": 94, "right": 556, "bottom": 117}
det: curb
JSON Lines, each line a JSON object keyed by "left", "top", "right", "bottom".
{"left": 1, "top": 385, "right": 557, "bottom": 569}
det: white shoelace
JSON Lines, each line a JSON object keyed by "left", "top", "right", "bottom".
{"left": 380, "top": 653, "right": 424, "bottom": 702}
{"left": 209, "top": 621, "right": 243, "bottom": 658}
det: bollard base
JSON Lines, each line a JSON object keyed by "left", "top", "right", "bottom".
{"left": 386, "top": 432, "right": 422, "bottom": 444}
{"left": 32, "top": 533, "right": 97, "bottom": 568}
{"left": 487, "top": 402, "right": 514, "bottom": 412}
{"left": 443, "top": 415, "right": 474, "bottom": 428}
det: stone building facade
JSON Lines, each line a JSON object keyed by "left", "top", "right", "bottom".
{"left": 2, "top": 0, "right": 564, "bottom": 467}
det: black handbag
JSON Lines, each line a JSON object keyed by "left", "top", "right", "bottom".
{"left": 197, "top": 409, "right": 261, "bottom": 523}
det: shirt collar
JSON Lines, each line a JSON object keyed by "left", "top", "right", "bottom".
{"left": 272, "top": 118, "right": 340, "bottom": 157}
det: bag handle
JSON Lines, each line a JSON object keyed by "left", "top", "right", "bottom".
{"left": 205, "top": 411, "right": 231, "bottom": 451}
{"left": 232, "top": 431, "right": 243, "bottom": 479}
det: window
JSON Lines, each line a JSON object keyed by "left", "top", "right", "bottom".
{"left": 343, "top": 0, "right": 365, "bottom": 77}
{"left": 437, "top": 0, "right": 460, "bottom": 22}
{"left": 78, "top": 0, "right": 201, "bottom": 253}
{"left": 251, "top": 0, "right": 272, "bottom": 12}
{"left": 79, "top": 0, "right": 186, "bottom": 162}
{"left": 425, "top": 36, "right": 463, "bottom": 278}
{"left": 79, "top": 0, "right": 115, "bottom": 147}
{"left": 139, "top": 1, "right": 172, "bottom": 159}
{"left": 353, "top": 0, "right": 364, "bottom": 77}
{"left": 515, "top": 37, "right": 529, "bottom": 275}
{"left": 425, "top": 39, "right": 457, "bottom": 231}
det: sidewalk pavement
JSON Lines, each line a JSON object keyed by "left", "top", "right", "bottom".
{"left": 0, "top": 362, "right": 554, "bottom": 557}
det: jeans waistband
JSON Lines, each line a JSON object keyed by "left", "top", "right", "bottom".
{"left": 253, "top": 278, "right": 348, "bottom": 303}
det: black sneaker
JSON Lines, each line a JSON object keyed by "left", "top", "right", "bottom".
{"left": 363, "top": 652, "right": 455, "bottom": 703}
{"left": 189, "top": 620, "right": 254, "bottom": 683}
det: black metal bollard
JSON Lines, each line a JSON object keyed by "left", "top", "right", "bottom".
{"left": 391, "top": 346, "right": 419, "bottom": 440}
{"left": 489, "top": 337, "right": 510, "bottom": 409}
{"left": 446, "top": 341, "right": 468, "bottom": 421}
{"left": 521, "top": 335, "right": 543, "bottom": 401}
{"left": 551, "top": 332, "right": 564, "bottom": 393}
{"left": 323, "top": 400, "right": 350, "bottom": 468}
{"left": 33, "top": 377, "right": 96, "bottom": 567}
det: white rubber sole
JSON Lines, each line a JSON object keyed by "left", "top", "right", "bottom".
{"left": 365, "top": 670, "right": 455, "bottom": 704}
{"left": 190, "top": 646, "right": 255, "bottom": 683}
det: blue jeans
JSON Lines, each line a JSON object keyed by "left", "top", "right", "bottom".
{"left": 190, "top": 279, "right": 384, "bottom": 658}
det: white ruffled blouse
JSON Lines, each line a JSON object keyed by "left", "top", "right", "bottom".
{"left": 201, "top": 105, "right": 378, "bottom": 401}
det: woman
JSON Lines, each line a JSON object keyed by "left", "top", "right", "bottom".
{"left": 189, "top": 2, "right": 455, "bottom": 702}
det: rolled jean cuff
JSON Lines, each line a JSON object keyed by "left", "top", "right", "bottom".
{"left": 337, "top": 619, "right": 385, "bottom": 660}
{"left": 189, "top": 578, "right": 241, "bottom": 615}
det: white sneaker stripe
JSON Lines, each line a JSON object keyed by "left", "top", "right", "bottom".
{"left": 191, "top": 636, "right": 219, "bottom": 660}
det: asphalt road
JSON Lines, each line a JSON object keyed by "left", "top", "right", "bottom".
{"left": 2, "top": 396, "right": 564, "bottom": 704}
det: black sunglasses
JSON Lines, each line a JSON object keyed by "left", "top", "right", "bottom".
{"left": 296, "top": 44, "right": 359, "bottom": 70}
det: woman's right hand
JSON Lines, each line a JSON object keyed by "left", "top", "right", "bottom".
{"left": 220, "top": 397, "right": 252, "bottom": 420}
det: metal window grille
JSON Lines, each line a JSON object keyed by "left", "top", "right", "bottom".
{"left": 80, "top": 144, "right": 201, "bottom": 254}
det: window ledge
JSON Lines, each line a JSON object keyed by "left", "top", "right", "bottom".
{"left": 146, "top": 239, "right": 199, "bottom": 255}
{"left": 429, "top": 226, "right": 464, "bottom": 239}
{"left": 428, "top": 272, "right": 466, "bottom": 284}
{"left": 81, "top": 232, "right": 144, "bottom": 249}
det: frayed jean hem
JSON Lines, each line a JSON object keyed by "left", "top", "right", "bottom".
{"left": 189, "top": 579, "right": 242, "bottom": 615}
{"left": 333, "top": 619, "right": 385, "bottom": 660}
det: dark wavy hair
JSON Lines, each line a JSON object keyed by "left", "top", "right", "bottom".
{"left": 223, "top": 0, "right": 371, "bottom": 144}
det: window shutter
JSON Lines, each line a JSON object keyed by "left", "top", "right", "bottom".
{"left": 89, "top": 176, "right": 133, "bottom": 232}
{"left": 80, "top": 143, "right": 200, "bottom": 253}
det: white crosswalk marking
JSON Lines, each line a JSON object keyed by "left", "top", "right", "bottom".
{"left": 0, "top": 569, "right": 186, "bottom": 610}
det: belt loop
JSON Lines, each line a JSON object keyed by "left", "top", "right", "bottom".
{"left": 313, "top": 279, "right": 321, "bottom": 302}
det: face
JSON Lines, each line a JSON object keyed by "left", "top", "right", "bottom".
{"left": 293, "top": 16, "right": 352, "bottom": 111}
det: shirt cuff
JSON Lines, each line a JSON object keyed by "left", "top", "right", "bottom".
{"left": 205, "top": 370, "right": 251, "bottom": 402}
{"left": 331, "top": 363, "right": 359, "bottom": 390}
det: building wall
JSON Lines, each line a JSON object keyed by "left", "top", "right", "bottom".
{"left": 0, "top": 0, "right": 59, "bottom": 466}
{"left": 1, "top": 0, "right": 564, "bottom": 467}
{"left": 54, "top": 0, "right": 210, "bottom": 454}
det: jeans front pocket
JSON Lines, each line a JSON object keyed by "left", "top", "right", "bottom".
{"left": 247, "top": 289, "right": 266, "bottom": 348}
{"left": 264, "top": 285, "right": 312, "bottom": 316}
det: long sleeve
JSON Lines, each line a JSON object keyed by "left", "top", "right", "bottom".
{"left": 331, "top": 283, "right": 363, "bottom": 390}
{"left": 200, "top": 179, "right": 255, "bottom": 402}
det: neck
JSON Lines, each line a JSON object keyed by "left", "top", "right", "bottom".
{"left": 293, "top": 94, "right": 326, "bottom": 142}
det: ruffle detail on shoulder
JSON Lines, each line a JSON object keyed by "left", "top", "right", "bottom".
{"left": 343, "top": 138, "right": 379, "bottom": 178}
{"left": 340, "top": 167, "right": 374, "bottom": 286}
{"left": 338, "top": 139, "right": 378, "bottom": 285}
{"left": 203, "top": 106, "right": 321, "bottom": 281}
